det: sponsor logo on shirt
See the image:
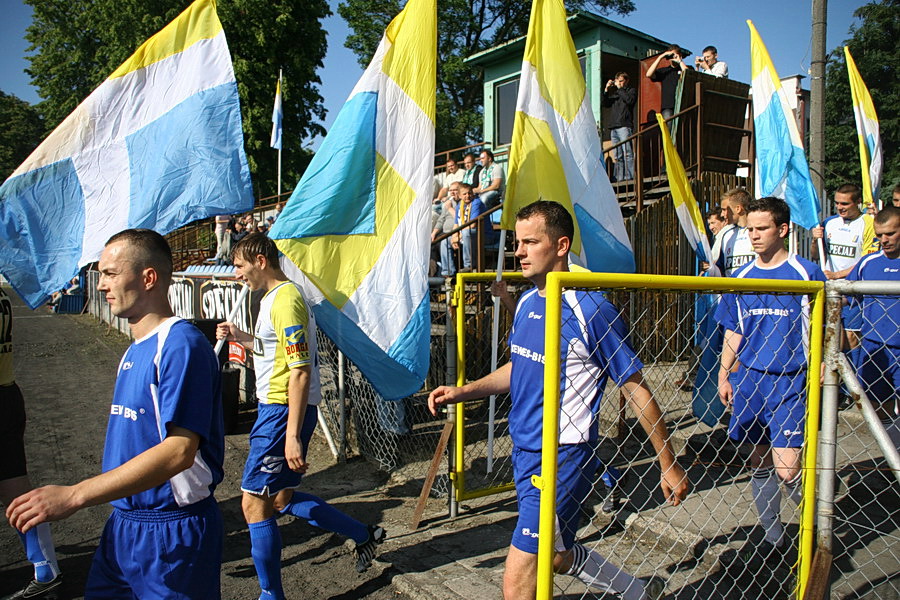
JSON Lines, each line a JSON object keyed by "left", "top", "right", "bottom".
{"left": 511, "top": 343, "right": 545, "bottom": 364}
{"left": 121, "top": 361, "right": 133, "bottom": 371}
{"left": 829, "top": 243, "right": 856, "bottom": 258}
{"left": 110, "top": 404, "right": 142, "bottom": 421}
{"left": 885, "top": 267, "right": 899, "bottom": 273}
{"left": 284, "top": 324, "right": 307, "bottom": 345}
{"left": 783, "top": 428, "right": 802, "bottom": 438}
{"left": 746, "top": 308, "right": 790, "bottom": 317}
{"left": 527, "top": 311, "right": 543, "bottom": 320}
{"left": 520, "top": 527, "right": 539, "bottom": 539}
{"left": 261, "top": 455, "right": 284, "bottom": 474}
{"left": 726, "top": 254, "right": 754, "bottom": 271}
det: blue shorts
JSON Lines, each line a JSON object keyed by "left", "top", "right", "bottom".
{"left": 728, "top": 367, "right": 806, "bottom": 448}
{"left": 842, "top": 304, "right": 863, "bottom": 333}
{"left": 511, "top": 444, "right": 599, "bottom": 554}
{"left": 85, "top": 496, "right": 222, "bottom": 599}
{"left": 241, "top": 403, "right": 318, "bottom": 496}
{"left": 855, "top": 339, "right": 900, "bottom": 406}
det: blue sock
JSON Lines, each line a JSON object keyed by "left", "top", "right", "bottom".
{"left": 248, "top": 518, "right": 284, "bottom": 600}
{"left": 18, "top": 524, "right": 60, "bottom": 583}
{"left": 280, "top": 491, "right": 368, "bottom": 543}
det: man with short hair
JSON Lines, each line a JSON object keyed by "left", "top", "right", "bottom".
{"left": 604, "top": 72, "right": 637, "bottom": 182}
{"left": 461, "top": 152, "right": 482, "bottom": 188}
{"left": 473, "top": 149, "right": 505, "bottom": 209}
{"left": 216, "top": 233, "right": 385, "bottom": 600}
{"left": 1, "top": 287, "right": 63, "bottom": 599}
{"left": 429, "top": 200, "right": 688, "bottom": 600}
{"left": 847, "top": 205, "right": 900, "bottom": 451}
{"left": 716, "top": 188, "right": 754, "bottom": 276}
{"left": 456, "top": 182, "right": 486, "bottom": 272}
{"left": 647, "top": 45, "right": 693, "bottom": 120}
{"left": 7, "top": 229, "right": 226, "bottom": 598}
{"left": 695, "top": 45, "right": 728, "bottom": 78}
{"left": 716, "top": 197, "right": 825, "bottom": 573}
{"left": 812, "top": 184, "right": 878, "bottom": 280}
{"left": 433, "top": 181, "right": 462, "bottom": 277}
{"left": 435, "top": 158, "right": 466, "bottom": 205}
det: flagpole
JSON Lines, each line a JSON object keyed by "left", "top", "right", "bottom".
{"left": 277, "top": 69, "right": 283, "bottom": 201}
{"left": 487, "top": 227, "right": 507, "bottom": 473}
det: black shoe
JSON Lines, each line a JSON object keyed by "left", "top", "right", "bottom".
{"left": 600, "top": 483, "right": 621, "bottom": 514}
{"left": 3, "top": 575, "right": 62, "bottom": 600}
{"left": 355, "top": 525, "right": 387, "bottom": 573}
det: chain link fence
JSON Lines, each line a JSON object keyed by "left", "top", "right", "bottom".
{"left": 816, "top": 279, "right": 900, "bottom": 600}
{"left": 529, "top": 273, "right": 825, "bottom": 600}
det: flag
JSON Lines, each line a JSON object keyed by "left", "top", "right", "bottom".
{"left": 656, "top": 113, "right": 713, "bottom": 270}
{"left": 0, "top": 0, "right": 253, "bottom": 309}
{"left": 270, "top": 76, "right": 283, "bottom": 150}
{"left": 501, "top": 0, "right": 634, "bottom": 273}
{"left": 844, "top": 46, "right": 882, "bottom": 208}
{"left": 748, "top": 20, "right": 818, "bottom": 229}
{"left": 269, "top": 0, "right": 435, "bottom": 401}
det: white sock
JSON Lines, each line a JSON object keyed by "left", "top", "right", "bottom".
{"left": 566, "top": 543, "right": 646, "bottom": 600}
{"left": 783, "top": 471, "right": 803, "bottom": 506}
{"left": 751, "top": 466, "right": 783, "bottom": 546}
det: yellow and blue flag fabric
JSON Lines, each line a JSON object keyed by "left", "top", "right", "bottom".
{"left": 0, "top": 0, "right": 252, "bottom": 309}
{"left": 501, "top": 0, "right": 634, "bottom": 273}
{"left": 268, "top": 0, "right": 435, "bottom": 401}
{"left": 844, "top": 46, "right": 881, "bottom": 208}
{"left": 748, "top": 20, "right": 818, "bottom": 229}
{"left": 271, "top": 76, "right": 283, "bottom": 150}
{"left": 657, "top": 113, "right": 714, "bottom": 272}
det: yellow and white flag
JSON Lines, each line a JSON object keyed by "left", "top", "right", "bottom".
{"left": 269, "top": 0, "right": 435, "bottom": 400}
{"left": 844, "top": 46, "right": 882, "bottom": 208}
{"left": 501, "top": 0, "right": 634, "bottom": 273}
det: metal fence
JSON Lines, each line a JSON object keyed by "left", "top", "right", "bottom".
{"left": 531, "top": 272, "right": 826, "bottom": 600}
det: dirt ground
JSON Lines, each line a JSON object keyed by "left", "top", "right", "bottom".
{"left": 0, "top": 296, "right": 412, "bottom": 599}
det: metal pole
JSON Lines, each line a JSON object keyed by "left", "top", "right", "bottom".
{"left": 816, "top": 284, "right": 842, "bottom": 564}
{"left": 337, "top": 349, "right": 347, "bottom": 462}
{"left": 445, "top": 277, "right": 459, "bottom": 518}
{"left": 486, "top": 229, "right": 508, "bottom": 473}
{"left": 809, "top": 0, "right": 828, "bottom": 206}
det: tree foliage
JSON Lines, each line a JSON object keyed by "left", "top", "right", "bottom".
{"left": 823, "top": 0, "right": 899, "bottom": 202}
{"left": 23, "top": 0, "right": 329, "bottom": 198}
{"left": 338, "top": 0, "right": 635, "bottom": 153}
{"left": 0, "top": 91, "right": 45, "bottom": 181}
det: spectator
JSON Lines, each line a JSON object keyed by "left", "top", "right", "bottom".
{"left": 433, "top": 181, "right": 462, "bottom": 277}
{"left": 456, "top": 182, "right": 485, "bottom": 272}
{"left": 473, "top": 149, "right": 505, "bottom": 209}
{"left": 231, "top": 220, "right": 248, "bottom": 246}
{"left": 695, "top": 45, "right": 728, "bottom": 78}
{"left": 604, "top": 72, "right": 637, "bottom": 182}
{"left": 716, "top": 197, "right": 825, "bottom": 574}
{"left": 647, "top": 45, "right": 693, "bottom": 121}
{"left": 215, "top": 214, "right": 231, "bottom": 264}
{"left": 274, "top": 201, "right": 284, "bottom": 222}
{"left": 892, "top": 183, "right": 900, "bottom": 208}
{"left": 461, "top": 152, "right": 482, "bottom": 188}
{"left": 435, "top": 158, "right": 466, "bottom": 205}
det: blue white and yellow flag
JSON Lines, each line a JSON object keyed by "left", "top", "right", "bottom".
{"left": 502, "top": 0, "right": 634, "bottom": 273}
{"left": 269, "top": 0, "right": 435, "bottom": 401}
{"left": 844, "top": 46, "right": 881, "bottom": 208}
{"left": 657, "top": 113, "right": 714, "bottom": 273}
{"left": 271, "top": 76, "right": 283, "bottom": 150}
{"left": 0, "top": 0, "right": 253, "bottom": 308}
{"left": 748, "top": 20, "right": 818, "bottom": 229}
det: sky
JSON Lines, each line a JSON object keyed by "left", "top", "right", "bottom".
{"left": 0, "top": 0, "right": 867, "bottom": 150}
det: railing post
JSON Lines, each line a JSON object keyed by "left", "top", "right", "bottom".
{"left": 445, "top": 276, "right": 459, "bottom": 518}
{"left": 695, "top": 81, "right": 703, "bottom": 180}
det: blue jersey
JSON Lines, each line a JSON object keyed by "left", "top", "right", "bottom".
{"left": 104, "top": 318, "right": 224, "bottom": 510}
{"left": 456, "top": 198, "right": 485, "bottom": 224}
{"left": 847, "top": 251, "right": 900, "bottom": 347}
{"left": 508, "top": 288, "right": 642, "bottom": 451}
{"left": 715, "top": 256, "right": 825, "bottom": 373}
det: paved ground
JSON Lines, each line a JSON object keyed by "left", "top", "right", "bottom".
{"left": 1, "top": 286, "right": 897, "bottom": 599}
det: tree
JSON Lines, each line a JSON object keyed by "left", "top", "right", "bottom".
{"left": 338, "top": 0, "right": 635, "bottom": 153}
{"left": 0, "top": 91, "right": 45, "bottom": 181}
{"left": 823, "top": 0, "right": 899, "bottom": 203}
{"left": 23, "top": 0, "right": 329, "bottom": 198}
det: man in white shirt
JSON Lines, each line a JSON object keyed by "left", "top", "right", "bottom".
{"left": 695, "top": 46, "right": 728, "bottom": 78}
